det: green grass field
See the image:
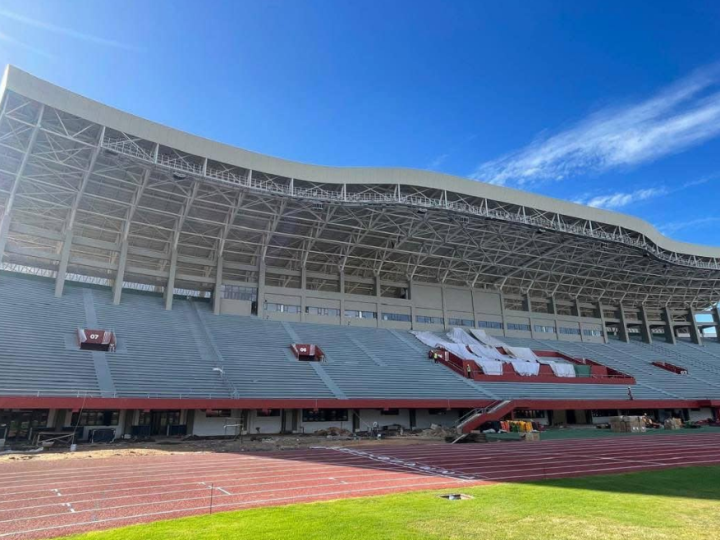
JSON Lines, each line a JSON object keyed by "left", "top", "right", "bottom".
{"left": 61, "top": 466, "right": 720, "bottom": 540}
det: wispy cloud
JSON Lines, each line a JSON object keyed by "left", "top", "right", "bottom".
{"left": 0, "top": 8, "right": 140, "bottom": 52}
{"left": 658, "top": 216, "right": 720, "bottom": 235}
{"left": 573, "top": 187, "right": 668, "bottom": 210}
{"left": 427, "top": 153, "right": 449, "bottom": 169}
{"left": 0, "top": 30, "right": 56, "bottom": 60}
{"left": 471, "top": 65, "right": 720, "bottom": 186}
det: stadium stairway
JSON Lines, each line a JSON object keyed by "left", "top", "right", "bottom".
{"left": 0, "top": 274, "right": 102, "bottom": 397}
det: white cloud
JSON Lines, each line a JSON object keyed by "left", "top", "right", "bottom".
{"left": 574, "top": 187, "right": 667, "bottom": 210}
{"left": 658, "top": 216, "right": 720, "bottom": 235}
{"left": 471, "top": 65, "right": 720, "bottom": 186}
{"left": 427, "top": 153, "right": 449, "bottom": 169}
{"left": 0, "top": 8, "right": 140, "bottom": 52}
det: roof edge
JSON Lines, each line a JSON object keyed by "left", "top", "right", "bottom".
{"left": 4, "top": 64, "right": 719, "bottom": 260}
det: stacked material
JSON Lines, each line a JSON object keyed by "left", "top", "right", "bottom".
{"left": 609, "top": 416, "right": 646, "bottom": 433}
{"left": 664, "top": 418, "right": 683, "bottom": 430}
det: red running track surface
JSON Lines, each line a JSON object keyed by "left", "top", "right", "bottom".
{"left": 1, "top": 432, "right": 720, "bottom": 539}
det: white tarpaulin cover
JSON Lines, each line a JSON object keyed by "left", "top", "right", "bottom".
{"left": 504, "top": 346, "right": 540, "bottom": 363}
{"left": 476, "top": 360, "right": 504, "bottom": 375}
{"left": 447, "top": 329, "right": 509, "bottom": 362}
{"left": 411, "top": 331, "right": 445, "bottom": 349}
{"left": 446, "top": 328, "right": 476, "bottom": 345}
{"left": 467, "top": 343, "right": 510, "bottom": 363}
{"left": 512, "top": 361, "right": 540, "bottom": 376}
{"left": 550, "top": 362, "right": 577, "bottom": 378}
{"left": 469, "top": 328, "right": 508, "bottom": 349}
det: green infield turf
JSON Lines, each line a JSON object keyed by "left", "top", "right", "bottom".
{"left": 60, "top": 466, "right": 720, "bottom": 540}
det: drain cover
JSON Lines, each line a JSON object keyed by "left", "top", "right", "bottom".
{"left": 440, "top": 493, "right": 474, "bottom": 501}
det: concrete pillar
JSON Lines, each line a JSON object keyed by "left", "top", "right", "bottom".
{"left": 339, "top": 272, "right": 346, "bottom": 325}
{"left": 663, "top": 307, "right": 676, "bottom": 345}
{"left": 441, "top": 285, "right": 448, "bottom": 329}
{"left": 617, "top": 304, "right": 630, "bottom": 343}
{"left": 713, "top": 306, "right": 720, "bottom": 344}
{"left": 596, "top": 301, "right": 608, "bottom": 343}
{"left": 574, "top": 299, "right": 582, "bottom": 318}
{"left": 470, "top": 288, "right": 477, "bottom": 327}
{"left": 499, "top": 290, "right": 507, "bottom": 337}
{"left": 299, "top": 266, "right": 307, "bottom": 322}
{"left": 688, "top": 307, "right": 703, "bottom": 345}
{"left": 54, "top": 229, "right": 74, "bottom": 297}
{"left": 524, "top": 293, "right": 532, "bottom": 313}
{"left": 549, "top": 296, "right": 558, "bottom": 315}
{"left": 113, "top": 241, "right": 129, "bottom": 305}
{"left": 408, "top": 279, "right": 416, "bottom": 330}
{"left": 0, "top": 213, "right": 12, "bottom": 265}
{"left": 213, "top": 256, "right": 223, "bottom": 315}
{"left": 164, "top": 249, "right": 178, "bottom": 311}
{"left": 257, "top": 259, "right": 266, "bottom": 318}
{"left": 639, "top": 305, "right": 653, "bottom": 344}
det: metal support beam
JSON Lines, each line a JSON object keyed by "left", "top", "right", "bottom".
{"left": 213, "top": 256, "right": 224, "bottom": 315}
{"left": 113, "top": 241, "right": 129, "bottom": 305}
{"left": 663, "top": 307, "right": 677, "bottom": 345}
{"left": 639, "top": 305, "right": 653, "bottom": 344}
{"left": 0, "top": 104, "right": 44, "bottom": 264}
{"left": 164, "top": 250, "right": 178, "bottom": 311}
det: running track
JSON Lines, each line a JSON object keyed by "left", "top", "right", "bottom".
{"left": 1, "top": 432, "right": 720, "bottom": 539}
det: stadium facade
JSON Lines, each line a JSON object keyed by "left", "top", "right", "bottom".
{"left": 1, "top": 65, "right": 720, "bottom": 442}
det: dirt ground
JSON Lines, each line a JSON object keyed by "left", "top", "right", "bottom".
{"left": 0, "top": 432, "right": 453, "bottom": 463}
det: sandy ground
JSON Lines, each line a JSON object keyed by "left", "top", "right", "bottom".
{"left": 0, "top": 433, "right": 453, "bottom": 463}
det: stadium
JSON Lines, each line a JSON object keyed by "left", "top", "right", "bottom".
{"left": 2, "top": 65, "right": 720, "bottom": 538}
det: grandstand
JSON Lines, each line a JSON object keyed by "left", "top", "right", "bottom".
{"left": 1, "top": 64, "right": 720, "bottom": 443}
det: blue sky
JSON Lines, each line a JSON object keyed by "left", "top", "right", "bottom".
{"left": 1, "top": 1, "right": 719, "bottom": 245}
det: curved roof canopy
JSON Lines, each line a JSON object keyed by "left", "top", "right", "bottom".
{"left": 1, "top": 65, "right": 719, "bottom": 308}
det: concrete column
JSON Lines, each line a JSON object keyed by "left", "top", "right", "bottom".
{"left": 688, "top": 307, "right": 703, "bottom": 345}
{"left": 339, "top": 272, "right": 346, "bottom": 325}
{"left": 617, "top": 304, "right": 630, "bottom": 343}
{"left": 713, "top": 306, "right": 720, "bottom": 344}
{"left": 213, "top": 256, "right": 223, "bottom": 315}
{"left": 441, "top": 285, "right": 448, "bottom": 329}
{"left": 596, "top": 301, "right": 608, "bottom": 343}
{"left": 113, "top": 241, "right": 128, "bottom": 305}
{"left": 164, "top": 249, "right": 178, "bottom": 311}
{"left": 499, "top": 290, "right": 507, "bottom": 337}
{"left": 54, "top": 229, "right": 74, "bottom": 297}
{"left": 408, "top": 279, "right": 416, "bottom": 330}
{"left": 639, "top": 305, "right": 653, "bottom": 344}
{"left": 470, "top": 288, "right": 477, "bottom": 327}
{"left": 524, "top": 293, "right": 532, "bottom": 313}
{"left": 257, "top": 259, "right": 266, "bottom": 318}
{"left": 549, "top": 296, "right": 558, "bottom": 315}
{"left": 299, "top": 266, "right": 307, "bottom": 322}
{"left": 0, "top": 213, "right": 12, "bottom": 265}
{"left": 663, "top": 306, "right": 676, "bottom": 345}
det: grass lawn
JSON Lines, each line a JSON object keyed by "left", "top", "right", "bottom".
{"left": 61, "top": 466, "right": 720, "bottom": 540}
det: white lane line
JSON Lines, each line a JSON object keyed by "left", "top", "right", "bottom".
{"left": 216, "top": 487, "right": 232, "bottom": 496}
{"left": 0, "top": 478, "right": 463, "bottom": 538}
